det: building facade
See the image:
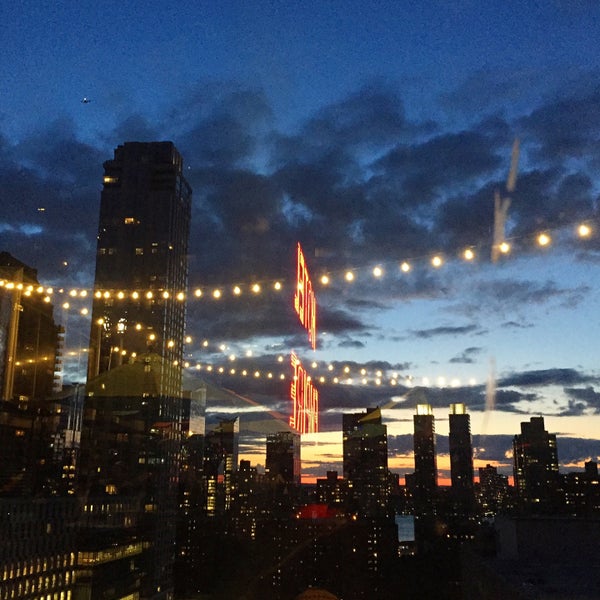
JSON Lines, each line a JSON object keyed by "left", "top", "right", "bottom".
{"left": 448, "top": 403, "right": 475, "bottom": 513}
{"left": 266, "top": 431, "right": 301, "bottom": 485}
{"left": 513, "top": 416, "right": 560, "bottom": 514}
{"left": 77, "top": 142, "right": 191, "bottom": 600}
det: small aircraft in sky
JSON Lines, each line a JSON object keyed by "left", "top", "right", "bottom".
{"left": 81, "top": 97, "right": 92, "bottom": 104}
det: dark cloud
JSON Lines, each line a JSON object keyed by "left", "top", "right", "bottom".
{"left": 449, "top": 346, "right": 484, "bottom": 364}
{"left": 498, "top": 368, "right": 596, "bottom": 388}
{"left": 410, "top": 324, "right": 481, "bottom": 340}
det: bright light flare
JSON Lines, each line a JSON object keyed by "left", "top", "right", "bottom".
{"left": 578, "top": 223, "right": 591, "bottom": 238}
{"left": 537, "top": 233, "right": 551, "bottom": 247}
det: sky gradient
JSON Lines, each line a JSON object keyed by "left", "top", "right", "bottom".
{"left": 2, "top": 1, "right": 600, "bottom": 482}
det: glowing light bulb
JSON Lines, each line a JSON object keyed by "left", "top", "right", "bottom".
{"left": 213, "top": 289, "right": 222, "bottom": 299}
{"left": 400, "top": 262, "right": 411, "bottom": 273}
{"left": 431, "top": 255, "right": 443, "bottom": 268}
{"left": 578, "top": 223, "right": 591, "bottom": 238}
{"left": 251, "top": 283, "right": 260, "bottom": 293}
{"left": 62, "top": 302, "right": 70, "bottom": 309}
{"left": 162, "top": 291, "right": 170, "bottom": 299}
{"left": 345, "top": 271, "right": 354, "bottom": 282}
{"left": 194, "top": 289, "right": 202, "bottom": 297}
{"left": 499, "top": 241, "right": 510, "bottom": 254}
{"left": 372, "top": 266, "right": 383, "bottom": 278}
{"left": 463, "top": 248, "right": 475, "bottom": 261}
{"left": 274, "top": 281, "right": 282, "bottom": 291}
{"left": 537, "top": 233, "right": 551, "bottom": 247}
{"left": 176, "top": 292, "right": 185, "bottom": 301}
{"left": 233, "top": 286, "right": 241, "bottom": 295}
{"left": 320, "top": 275, "right": 330, "bottom": 285}
{"left": 185, "top": 336, "right": 192, "bottom": 344}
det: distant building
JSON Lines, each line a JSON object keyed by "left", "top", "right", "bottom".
{"left": 77, "top": 141, "right": 191, "bottom": 600}
{"left": 512, "top": 416, "right": 560, "bottom": 513}
{"left": 478, "top": 464, "right": 510, "bottom": 517}
{"left": 413, "top": 403, "right": 437, "bottom": 512}
{"left": 266, "top": 431, "right": 301, "bottom": 485}
{"left": 315, "top": 471, "right": 349, "bottom": 510}
{"left": 0, "top": 252, "right": 61, "bottom": 403}
{"left": 342, "top": 407, "right": 390, "bottom": 517}
{"left": 448, "top": 403, "right": 475, "bottom": 514}
{"left": 204, "top": 417, "right": 240, "bottom": 513}
{"left": 561, "top": 460, "right": 600, "bottom": 516}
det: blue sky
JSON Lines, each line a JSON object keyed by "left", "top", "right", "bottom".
{"left": 2, "top": 1, "right": 600, "bottom": 480}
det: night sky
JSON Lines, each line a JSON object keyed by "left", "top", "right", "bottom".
{"left": 2, "top": 1, "right": 600, "bottom": 481}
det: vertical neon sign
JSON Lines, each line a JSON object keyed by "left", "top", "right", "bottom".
{"left": 290, "top": 242, "right": 319, "bottom": 434}
{"left": 294, "top": 243, "right": 317, "bottom": 350}
{"left": 289, "top": 351, "right": 319, "bottom": 434}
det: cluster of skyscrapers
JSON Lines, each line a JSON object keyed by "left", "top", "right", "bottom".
{"left": 1, "top": 142, "right": 599, "bottom": 600}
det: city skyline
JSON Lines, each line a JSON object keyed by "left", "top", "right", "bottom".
{"left": 2, "top": 2, "right": 600, "bottom": 483}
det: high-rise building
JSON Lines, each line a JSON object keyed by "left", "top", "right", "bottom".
{"left": 448, "top": 403, "right": 474, "bottom": 513}
{"left": 203, "top": 417, "right": 240, "bottom": 513}
{"left": 0, "top": 255, "right": 78, "bottom": 600}
{"left": 413, "top": 403, "right": 437, "bottom": 512}
{"left": 86, "top": 141, "right": 191, "bottom": 392}
{"left": 478, "top": 464, "right": 510, "bottom": 517}
{"left": 0, "top": 252, "right": 61, "bottom": 403}
{"left": 77, "top": 142, "right": 191, "bottom": 600}
{"left": 342, "top": 407, "right": 389, "bottom": 517}
{"left": 266, "top": 431, "right": 301, "bottom": 485}
{"left": 513, "top": 416, "right": 560, "bottom": 513}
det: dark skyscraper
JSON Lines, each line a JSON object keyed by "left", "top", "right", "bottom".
{"left": 448, "top": 403, "right": 474, "bottom": 512}
{"left": 513, "top": 416, "right": 560, "bottom": 513}
{"left": 413, "top": 403, "right": 437, "bottom": 511}
{"left": 77, "top": 142, "right": 191, "bottom": 600}
{"left": 343, "top": 407, "right": 389, "bottom": 517}
{"left": 87, "top": 141, "right": 191, "bottom": 392}
{"left": 0, "top": 252, "right": 61, "bottom": 403}
{"left": 266, "top": 431, "right": 301, "bottom": 485}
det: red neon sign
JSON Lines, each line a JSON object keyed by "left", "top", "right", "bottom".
{"left": 294, "top": 243, "right": 317, "bottom": 350}
{"left": 289, "top": 351, "right": 319, "bottom": 434}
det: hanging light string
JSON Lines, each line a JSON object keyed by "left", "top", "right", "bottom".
{"left": 0, "top": 219, "right": 596, "bottom": 303}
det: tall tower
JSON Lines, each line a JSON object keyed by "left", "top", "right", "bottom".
{"left": 77, "top": 142, "right": 191, "bottom": 600}
{"left": 266, "top": 431, "right": 301, "bottom": 485}
{"left": 87, "top": 141, "right": 191, "bottom": 393}
{"left": 342, "top": 407, "right": 389, "bottom": 517}
{"left": 513, "top": 416, "right": 560, "bottom": 513}
{"left": 448, "top": 403, "right": 475, "bottom": 513}
{"left": 413, "top": 403, "right": 437, "bottom": 511}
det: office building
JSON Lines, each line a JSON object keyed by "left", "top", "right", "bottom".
{"left": 478, "top": 464, "right": 510, "bottom": 517}
{"left": 86, "top": 141, "right": 191, "bottom": 391}
{"left": 266, "top": 431, "right": 301, "bottom": 485}
{"left": 413, "top": 403, "right": 437, "bottom": 511}
{"left": 0, "top": 252, "right": 61, "bottom": 403}
{"left": 448, "top": 403, "right": 475, "bottom": 513}
{"left": 203, "top": 417, "right": 239, "bottom": 513}
{"left": 342, "top": 407, "right": 390, "bottom": 517}
{"left": 77, "top": 142, "right": 191, "bottom": 600}
{"left": 513, "top": 416, "right": 560, "bottom": 513}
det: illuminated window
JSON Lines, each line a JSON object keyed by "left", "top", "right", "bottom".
{"left": 103, "top": 176, "right": 119, "bottom": 184}
{"left": 124, "top": 217, "right": 137, "bottom": 224}
{"left": 135, "top": 248, "right": 143, "bottom": 255}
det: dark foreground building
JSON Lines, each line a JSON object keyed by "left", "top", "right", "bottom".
{"left": 76, "top": 142, "right": 191, "bottom": 600}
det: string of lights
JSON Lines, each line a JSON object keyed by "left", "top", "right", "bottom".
{"left": 0, "top": 220, "right": 596, "bottom": 302}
